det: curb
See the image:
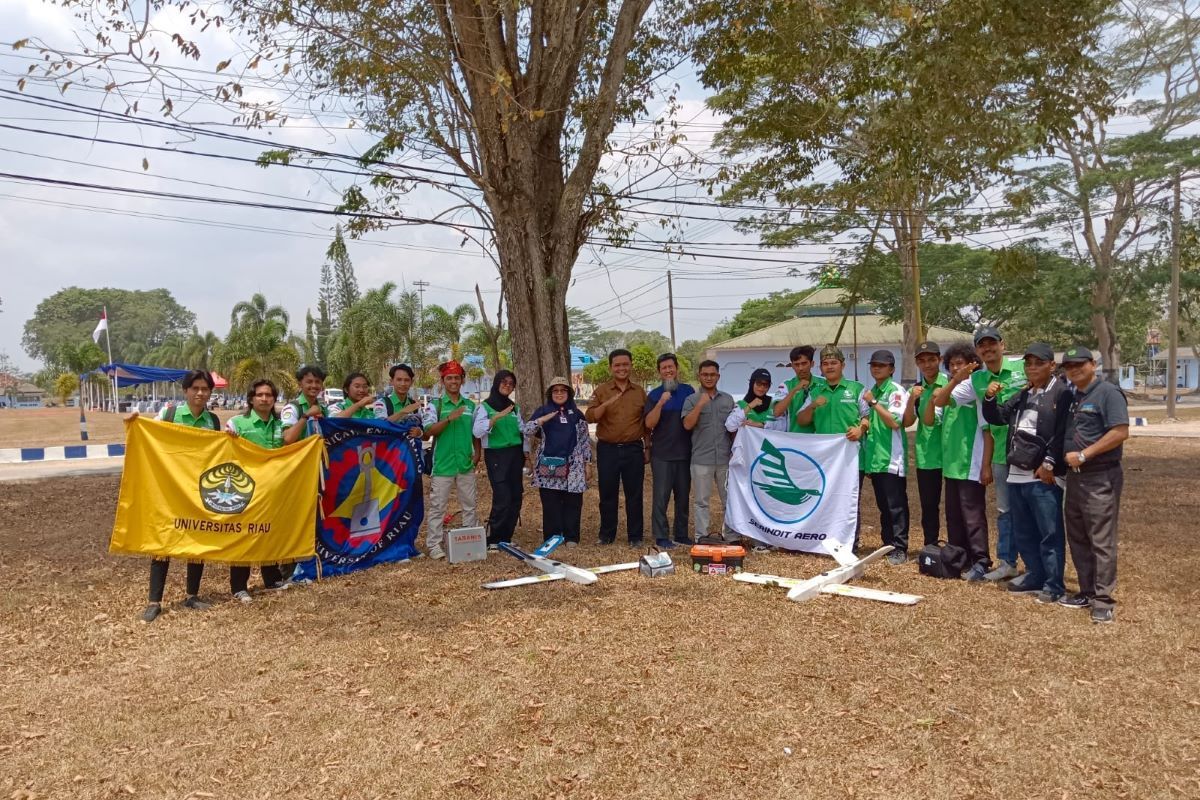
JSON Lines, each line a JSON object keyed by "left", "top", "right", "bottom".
{"left": 0, "top": 444, "right": 126, "bottom": 464}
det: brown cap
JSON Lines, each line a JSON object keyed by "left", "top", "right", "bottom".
{"left": 547, "top": 376, "right": 570, "bottom": 390}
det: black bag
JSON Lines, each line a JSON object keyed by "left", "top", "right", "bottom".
{"left": 1008, "top": 428, "right": 1051, "bottom": 471}
{"left": 918, "top": 542, "right": 969, "bottom": 579}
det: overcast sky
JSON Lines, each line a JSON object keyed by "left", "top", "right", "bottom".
{"left": 0, "top": 1, "right": 1179, "bottom": 374}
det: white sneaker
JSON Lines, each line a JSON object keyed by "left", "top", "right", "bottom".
{"left": 983, "top": 561, "right": 1018, "bottom": 581}
{"left": 233, "top": 590, "right": 253, "bottom": 604}
{"left": 428, "top": 546, "right": 446, "bottom": 560}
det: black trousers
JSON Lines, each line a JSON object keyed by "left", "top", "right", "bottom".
{"left": 484, "top": 445, "right": 525, "bottom": 544}
{"left": 944, "top": 477, "right": 991, "bottom": 569}
{"left": 540, "top": 488, "right": 583, "bottom": 543}
{"left": 869, "top": 472, "right": 910, "bottom": 553}
{"left": 596, "top": 441, "right": 645, "bottom": 543}
{"left": 651, "top": 458, "right": 692, "bottom": 543}
{"left": 148, "top": 559, "right": 203, "bottom": 603}
{"left": 229, "top": 564, "right": 286, "bottom": 594}
{"left": 916, "top": 468, "right": 943, "bottom": 547}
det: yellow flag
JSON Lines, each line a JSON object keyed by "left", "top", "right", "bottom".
{"left": 110, "top": 416, "right": 324, "bottom": 565}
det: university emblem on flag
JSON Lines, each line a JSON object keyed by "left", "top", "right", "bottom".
{"left": 198, "top": 462, "right": 256, "bottom": 514}
{"left": 750, "top": 438, "right": 825, "bottom": 524}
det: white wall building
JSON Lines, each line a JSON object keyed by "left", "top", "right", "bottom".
{"left": 705, "top": 288, "right": 971, "bottom": 393}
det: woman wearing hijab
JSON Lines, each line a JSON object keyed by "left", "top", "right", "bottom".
{"left": 725, "top": 368, "right": 786, "bottom": 433}
{"left": 472, "top": 369, "right": 524, "bottom": 547}
{"left": 521, "top": 376, "right": 591, "bottom": 545}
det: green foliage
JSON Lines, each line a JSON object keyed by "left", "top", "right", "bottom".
{"left": 23, "top": 287, "right": 195, "bottom": 369}
{"left": 218, "top": 294, "right": 300, "bottom": 394}
{"left": 581, "top": 360, "right": 611, "bottom": 386}
{"left": 147, "top": 328, "right": 222, "bottom": 371}
{"left": 721, "top": 290, "right": 808, "bottom": 340}
{"left": 53, "top": 372, "right": 79, "bottom": 405}
{"left": 629, "top": 343, "right": 658, "bottom": 385}
{"left": 568, "top": 307, "right": 605, "bottom": 355}
{"left": 326, "top": 226, "right": 360, "bottom": 322}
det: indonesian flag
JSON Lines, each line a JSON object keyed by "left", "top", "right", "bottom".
{"left": 92, "top": 311, "right": 108, "bottom": 343}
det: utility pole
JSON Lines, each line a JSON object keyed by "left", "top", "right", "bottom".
{"left": 413, "top": 279, "right": 430, "bottom": 338}
{"left": 1167, "top": 169, "right": 1182, "bottom": 421}
{"left": 667, "top": 269, "right": 676, "bottom": 350}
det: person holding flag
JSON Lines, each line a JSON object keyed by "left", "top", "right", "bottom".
{"left": 225, "top": 379, "right": 289, "bottom": 601}
{"left": 772, "top": 345, "right": 825, "bottom": 433}
{"left": 422, "top": 360, "right": 481, "bottom": 560}
{"left": 334, "top": 373, "right": 377, "bottom": 419}
{"left": 137, "top": 369, "right": 221, "bottom": 622}
{"left": 282, "top": 365, "right": 329, "bottom": 444}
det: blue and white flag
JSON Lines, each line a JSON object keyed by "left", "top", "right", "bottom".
{"left": 725, "top": 427, "right": 859, "bottom": 560}
{"left": 294, "top": 416, "right": 424, "bottom": 580}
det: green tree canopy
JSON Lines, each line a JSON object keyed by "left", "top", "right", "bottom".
{"left": 23, "top": 287, "right": 195, "bottom": 370}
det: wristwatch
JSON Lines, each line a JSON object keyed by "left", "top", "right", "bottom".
{"left": 1078, "top": 451, "right": 1088, "bottom": 464}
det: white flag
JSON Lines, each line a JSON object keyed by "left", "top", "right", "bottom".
{"left": 92, "top": 311, "right": 108, "bottom": 343}
{"left": 725, "top": 427, "right": 860, "bottom": 559}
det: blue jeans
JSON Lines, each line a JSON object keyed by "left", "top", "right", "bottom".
{"left": 993, "top": 463, "right": 1018, "bottom": 566}
{"left": 1008, "top": 480, "right": 1065, "bottom": 595}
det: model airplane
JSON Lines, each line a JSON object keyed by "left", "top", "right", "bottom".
{"left": 483, "top": 536, "right": 639, "bottom": 590}
{"left": 734, "top": 545, "right": 922, "bottom": 605}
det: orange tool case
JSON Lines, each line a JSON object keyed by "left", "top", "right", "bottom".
{"left": 689, "top": 543, "right": 747, "bottom": 575}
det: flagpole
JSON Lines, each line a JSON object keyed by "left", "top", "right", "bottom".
{"left": 103, "top": 305, "right": 117, "bottom": 413}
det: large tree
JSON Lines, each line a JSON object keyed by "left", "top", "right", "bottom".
{"left": 23, "top": 287, "right": 195, "bottom": 370}
{"left": 27, "top": 0, "right": 684, "bottom": 406}
{"left": 1016, "top": 0, "right": 1200, "bottom": 380}
{"left": 690, "top": 0, "right": 1109, "bottom": 366}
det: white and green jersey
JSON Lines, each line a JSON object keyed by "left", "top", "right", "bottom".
{"left": 940, "top": 396, "right": 986, "bottom": 481}
{"left": 860, "top": 377, "right": 908, "bottom": 476}
{"left": 950, "top": 357, "right": 1026, "bottom": 465}
{"left": 773, "top": 374, "right": 827, "bottom": 433}
{"left": 914, "top": 372, "right": 947, "bottom": 471}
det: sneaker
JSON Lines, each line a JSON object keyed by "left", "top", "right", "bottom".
{"left": 264, "top": 580, "right": 291, "bottom": 592}
{"left": 140, "top": 603, "right": 162, "bottom": 623}
{"left": 428, "top": 546, "right": 446, "bottom": 560}
{"left": 1034, "top": 591, "right": 1064, "bottom": 605}
{"left": 564, "top": 541, "right": 579, "bottom": 548}
{"left": 1057, "top": 593, "right": 1091, "bottom": 610}
{"left": 674, "top": 537, "right": 695, "bottom": 546}
{"left": 628, "top": 539, "right": 644, "bottom": 547}
{"left": 983, "top": 561, "right": 1019, "bottom": 581}
{"left": 963, "top": 562, "right": 988, "bottom": 582}
{"left": 182, "top": 596, "right": 212, "bottom": 611}
{"left": 487, "top": 544, "right": 500, "bottom": 552}
{"left": 1091, "top": 607, "right": 1114, "bottom": 624}
{"left": 655, "top": 539, "right": 677, "bottom": 550}
{"left": 598, "top": 538, "right": 615, "bottom": 546}
{"left": 233, "top": 590, "right": 253, "bottom": 604}
{"left": 1006, "top": 577, "right": 1041, "bottom": 594}
{"left": 751, "top": 544, "right": 771, "bottom": 553}
{"left": 886, "top": 551, "right": 908, "bottom": 566}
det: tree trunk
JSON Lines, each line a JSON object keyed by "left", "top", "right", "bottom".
{"left": 1091, "top": 265, "right": 1122, "bottom": 383}
{"left": 893, "top": 212, "right": 924, "bottom": 377}
{"left": 492, "top": 217, "right": 572, "bottom": 414}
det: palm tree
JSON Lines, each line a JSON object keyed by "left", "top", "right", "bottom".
{"left": 219, "top": 294, "right": 300, "bottom": 393}
{"left": 423, "top": 303, "right": 477, "bottom": 362}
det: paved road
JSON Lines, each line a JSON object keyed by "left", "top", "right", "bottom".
{"left": 0, "top": 457, "right": 124, "bottom": 482}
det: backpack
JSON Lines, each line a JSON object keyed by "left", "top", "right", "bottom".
{"left": 918, "top": 542, "right": 968, "bottom": 580}
{"left": 166, "top": 404, "right": 220, "bottom": 431}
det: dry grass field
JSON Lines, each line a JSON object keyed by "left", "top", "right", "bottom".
{"left": 1, "top": 438, "right": 1198, "bottom": 800}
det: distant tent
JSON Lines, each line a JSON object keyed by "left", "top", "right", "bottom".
{"left": 90, "top": 363, "right": 189, "bottom": 387}
{"left": 210, "top": 371, "right": 229, "bottom": 389}
{"left": 570, "top": 346, "right": 597, "bottom": 372}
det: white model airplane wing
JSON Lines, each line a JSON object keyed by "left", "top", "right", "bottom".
{"left": 819, "top": 583, "right": 922, "bottom": 605}
{"left": 483, "top": 562, "right": 638, "bottom": 590}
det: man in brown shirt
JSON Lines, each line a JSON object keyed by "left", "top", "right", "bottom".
{"left": 585, "top": 348, "right": 648, "bottom": 544}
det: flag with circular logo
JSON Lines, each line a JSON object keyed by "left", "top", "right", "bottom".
{"left": 725, "top": 427, "right": 859, "bottom": 559}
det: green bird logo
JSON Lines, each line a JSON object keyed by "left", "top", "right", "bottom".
{"left": 752, "top": 439, "right": 822, "bottom": 507}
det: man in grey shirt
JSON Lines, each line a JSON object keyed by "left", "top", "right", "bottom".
{"left": 681, "top": 359, "right": 737, "bottom": 542}
{"left": 1059, "top": 346, "right": 1130, "bottom": 624}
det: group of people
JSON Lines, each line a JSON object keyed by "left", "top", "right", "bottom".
{"left": 134, "top": 327, "right": 1129, "bottom": 627}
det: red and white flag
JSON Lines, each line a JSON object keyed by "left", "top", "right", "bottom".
{"left": 92, "top": 310, "right": 108, "bottom": 343}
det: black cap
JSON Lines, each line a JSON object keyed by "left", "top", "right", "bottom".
{"left": 868, "top": 349, "right": 895, "bottom": 366}
{"left": 974, "top": 326, "right": 1003, "bottom": 345}
{"left": 1062, "top": 345, "right": 1094, "bottom": 364}
{"left": 749, "top": 367, "right": 772, "bottom": 385}
{"left": 915, "top": 341, "right": 941, "bottom": 357}
{"left": 1023, "top": 342, "right": 1054, "bottom": 362}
